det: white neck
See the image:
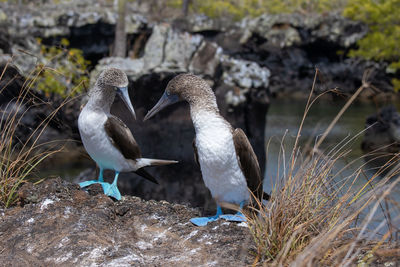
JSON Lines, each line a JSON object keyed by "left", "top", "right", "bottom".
{"left": 190, "top": 108, "right": 229, "bottom": 134}
{"left": 85, "top": 85, "right": 115, "bottom": 114}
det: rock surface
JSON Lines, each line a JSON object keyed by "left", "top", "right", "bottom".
{"left": 1, "top": 1, "right": 394, "bottom": 98}
{"left": 0, "top": 178, "right": 254, "bottom": 266}
{"left": 0, "top": 63, "right": 82, "bottom": 147}
{"left": 362, "top": 105, "right": 400, "bottom": 153}
{"left": 361, "top": 105, "right": 400, "bottom": 172}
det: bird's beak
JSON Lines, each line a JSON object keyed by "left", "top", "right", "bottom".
{"left": 117, "top": 87, "right": 136, "bottom": 120}
{"left": 144, "top": 92, "right": 179, "bottom": 121}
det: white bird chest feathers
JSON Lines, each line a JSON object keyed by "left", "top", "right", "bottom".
{"left": 78, "top": 107, "right": 133, "bottom": 172}
{"left": 192, "top": 110, "right": 250, "bottom": 204}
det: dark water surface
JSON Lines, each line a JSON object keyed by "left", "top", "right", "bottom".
{"left": 265, "top": 98, "right": 400, "bottom": 234}
{"left": 265, "top": 98, "right": 378, "bottom": 188}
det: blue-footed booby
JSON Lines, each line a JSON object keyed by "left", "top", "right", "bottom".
{"left": 144, "top": 74, "right": 269, "bottom": 226}
{"left": 78, "top": 68, "right": 178, "bottom": 200}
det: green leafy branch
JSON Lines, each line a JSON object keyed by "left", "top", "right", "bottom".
{"left": 36, "top": 38, "right": 90, "bottom": 98}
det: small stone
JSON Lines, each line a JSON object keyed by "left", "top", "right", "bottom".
{"left": 115, "top": 205, "right": 130, "bottom": 216}
{"left": 86, "top": 183, "right": 104, "bottom": 196}
{"left": 72, "top": 189, "right": 90, "bottom": 202}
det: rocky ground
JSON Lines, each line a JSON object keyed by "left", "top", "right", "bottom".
{"left": 0, "top": 178, "right": 254, "bottom": 266}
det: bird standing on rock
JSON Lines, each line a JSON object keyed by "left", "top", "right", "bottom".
{"left": 78, "top": 68, "right": 178, "bottom": 200}
{"left": 144, "top": 74, "right": 269, "bottom": 226}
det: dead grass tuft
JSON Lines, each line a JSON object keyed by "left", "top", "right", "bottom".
{"left": 0, "top": 60, "right": 84, "bottom": 207}
{"left": 247, "top": 70, "right": 400, "bottom": 266}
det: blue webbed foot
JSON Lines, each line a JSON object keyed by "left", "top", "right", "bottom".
{"left": 79, "top": 168, "right": 106, "bottom": 189}
{"left": 79, "top": 181, "right": 113, "bottom": 195}
{"left": 190, "top": 215, "right": 220, "bottom": 227}
{"left": 220, "top": 201, "right": 247, "bottom": 222}
{"left": 79, "top": 180, "right": 100, "bottom": 188}
{"left": 79, "top": 180, "right": 110, "bottom": 189}
{"left": 103, "top": 182, "right": 122, "bottom": 200}
{"left": 190, "top": 205, "right": 223, "bottom": 226}
{"left": 219, "top": 211, "right": 246, "bottom": 222}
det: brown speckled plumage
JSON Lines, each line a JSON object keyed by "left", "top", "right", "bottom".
{"left": 165, "top": 74, "right": 220, "bottom": 114}
{"left": 87, "top": 68, "right": 129, "bottom": 111}
{"left": 96, "top": 68, "right": 128, "bottom": 89}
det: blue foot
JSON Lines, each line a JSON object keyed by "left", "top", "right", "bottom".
{"left": 190, "top": 205, "right": 223, "bottom": 226}
{"left": 103, "top": 182, "right": 122, "bottom": 200}
{"left": 79, "top": 180, "right": 100, "bottom": 188}
{"left": 79, "top": 180, "right": 111, "bottom": 189}
{"left": 79, "top": 168, "right": 106, "bottom": 189}
{"left": 79, "top": 180, "right": 113, "bottom": 194}
{"left": 220, "top": 211, "right": 246, "bottom": 222}
{"left": 190, "top": 215, "right": 220, "bottom": 227}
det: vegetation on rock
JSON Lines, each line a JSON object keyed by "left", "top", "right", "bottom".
{"left": 344, "top": 0, "right": 400, "bottom": 91}
{"left": 36, "top": 38, "right": 90, "bottom": 98}
{"left": 0, "top": 62, "right": 85, "bottom": 208}
{"left": 169, "top": 0, "right": 347, "bottom": 19}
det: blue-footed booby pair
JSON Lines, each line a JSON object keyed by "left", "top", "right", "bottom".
{"left": 144, "top": 74, "right": 269, "bottom": 226}
{"left": 78, "top": 68, "right": 177, "bottom": 200}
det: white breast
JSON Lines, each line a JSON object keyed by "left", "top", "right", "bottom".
{"left": 78, "top": 107, "right": 134, "bottom": 172}
{"left": 192, "top": 111, "right": 250, "bottom": 205}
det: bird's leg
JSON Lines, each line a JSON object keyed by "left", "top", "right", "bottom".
{"left": 79, "top": 167, "right": 109, "bottom": 189}
{"left": 219, "top": 201, "right": 246, "bottom": 222}
{"left": 98, "top": 167, "right": 104, "bottom": 182}
{"left": 103, "top": 171, "right": 122, "bottom": 201}
{"left": 190, "top": 204, "right": 223, "bottom": 227}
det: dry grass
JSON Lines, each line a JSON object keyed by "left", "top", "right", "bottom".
{"left": 0, "top": 60, "right": 83, "bottom": 208}
{"left": 247, "top": 70, "right": 400, "bottom": 266}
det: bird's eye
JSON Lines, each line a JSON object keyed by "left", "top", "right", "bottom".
{"left": 166, "top": 91, "right": 170, "bottom": 96}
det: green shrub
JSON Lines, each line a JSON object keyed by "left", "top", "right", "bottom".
{"left": 344, "top": 0, "right": 400, "bottom": 91}
{"left": 36, "top": 38, "right": 90, "bottom": 98}
{"left": 169, "top": 0, "right": 347, "bottom": 20}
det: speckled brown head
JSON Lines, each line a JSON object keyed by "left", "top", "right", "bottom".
{"left": 90, "top": 68, "right": 135, "bottom": 119}
{"left": 144, "top": 74, "right": 217, "bottom": 121}
{"left": 96, "top": 68, "right": 129, "bottom": 89}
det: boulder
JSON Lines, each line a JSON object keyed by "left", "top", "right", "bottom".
{"left": 189, "top": 41, "right": 222, "bottom": 77}
{"left": 222, "top": 56, "right": 270, "bottom": 90}
{"left": 362, "top": 105, "right": 400, "bottom": 154}
{"left": 173, "top": 13, "right": 233, "bottom": 33}
{"left": 0, "top": 178, "right": 254, "bottom": 266}
{"left": 238, "top": 12, "right": 367, "bottom": 49}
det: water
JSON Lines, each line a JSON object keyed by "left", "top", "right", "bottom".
{"left": 264, "top": 98, "right": 374, "bottom": 188}
{"left": 264, "top": 98, "right": 400, "bottom": 234}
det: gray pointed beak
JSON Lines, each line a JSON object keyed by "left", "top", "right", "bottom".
{"left": 144, "top": 92, "right": 179, "bottom": 121}
{"left": 117, "top": 87, "right": 136, "bottom": 120}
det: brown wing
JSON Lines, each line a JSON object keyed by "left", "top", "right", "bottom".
{"left": 104, "top": 116, "right": 141, "bottom": 160}
{"left": 232, "top": 128, "right": 264, "bottom": 201}
{"left": 192, "top": 138, "right": 200, "bottom": 166}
